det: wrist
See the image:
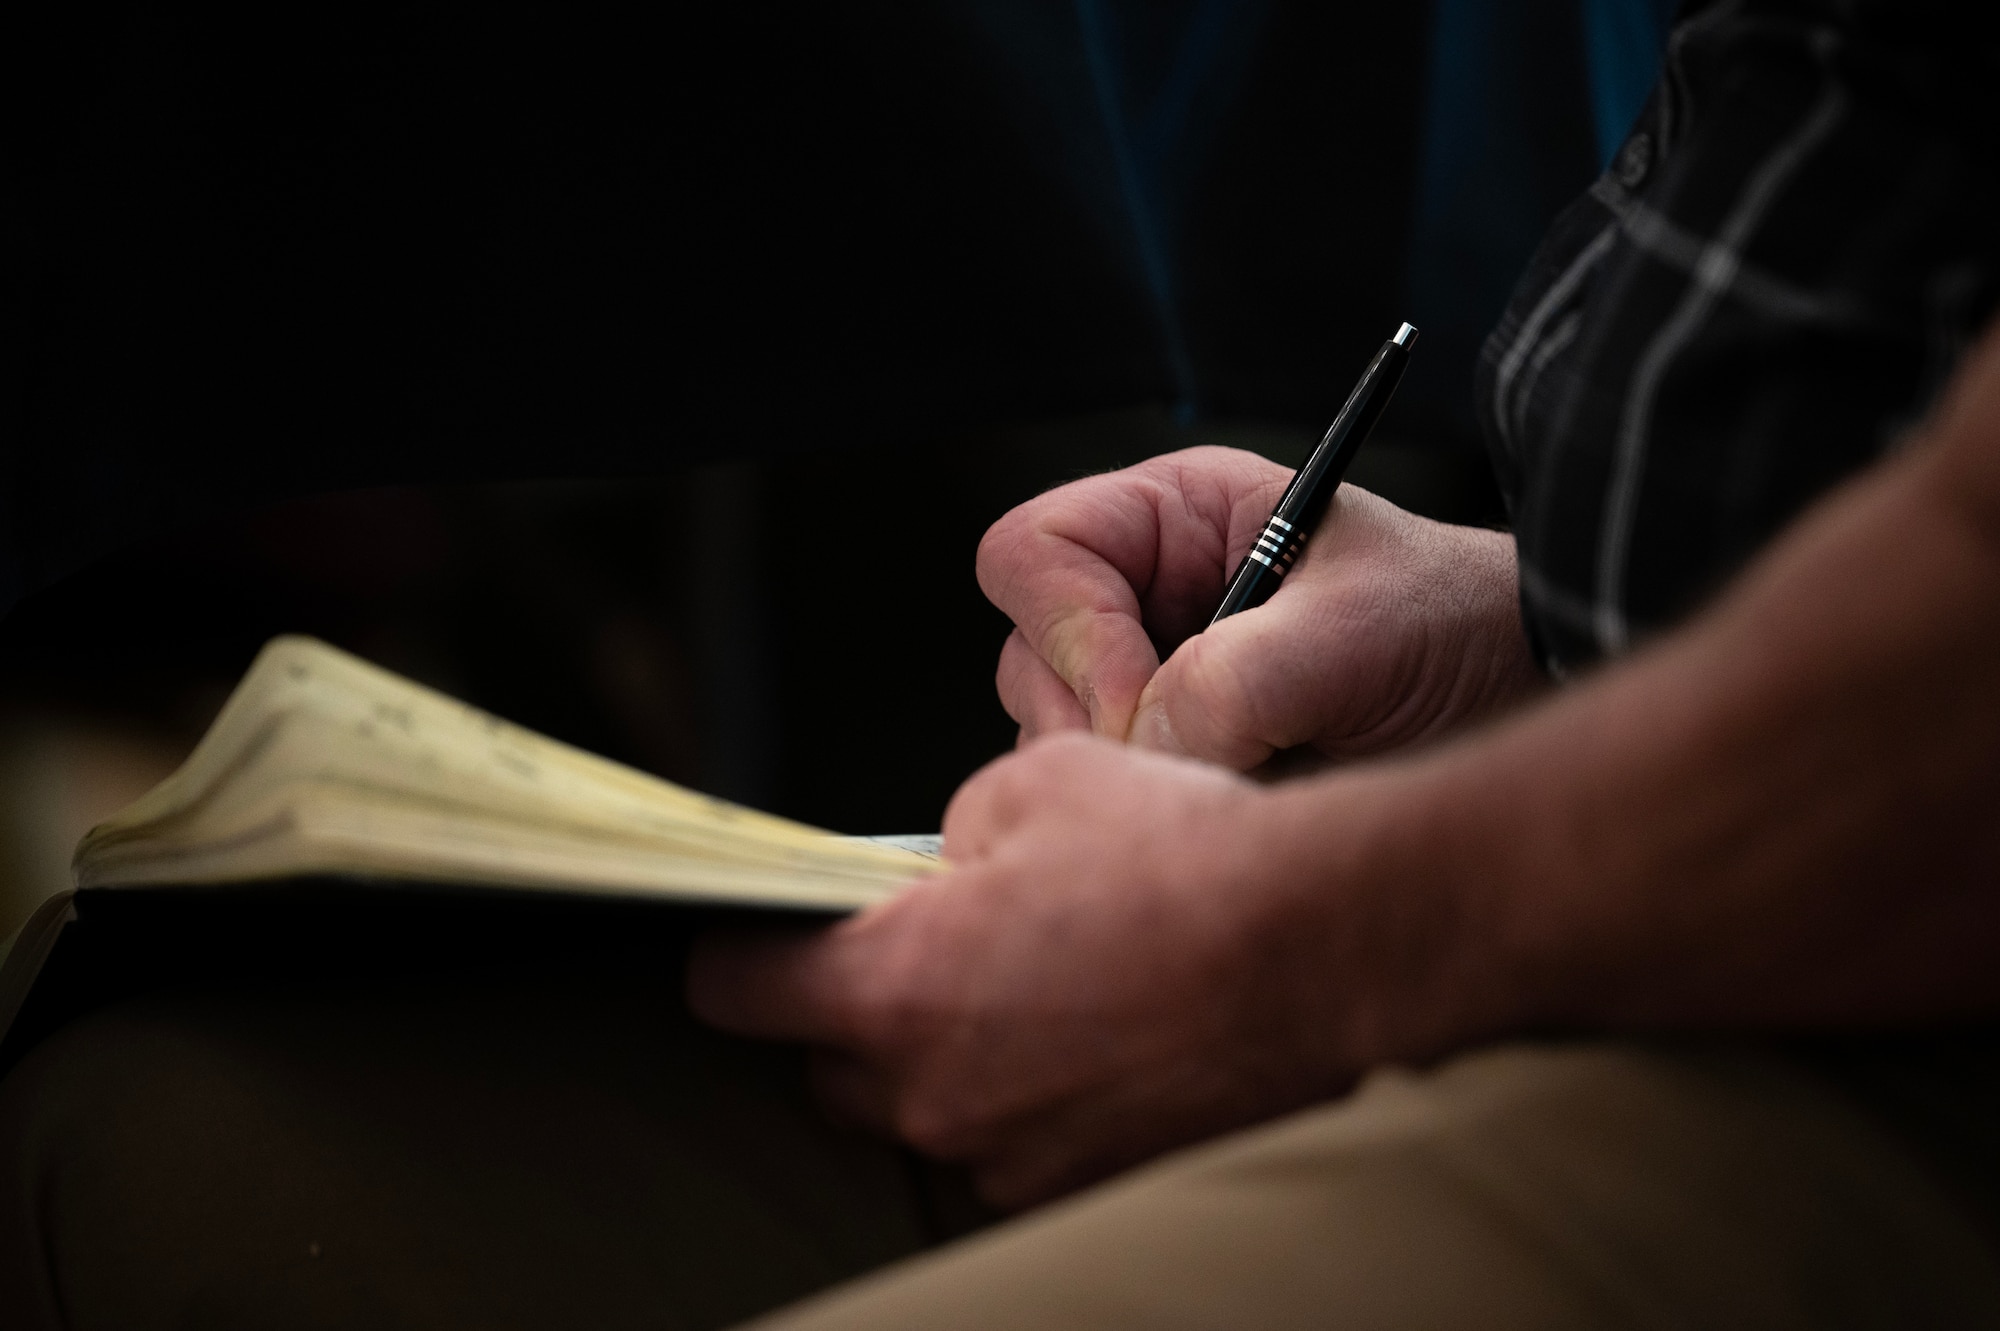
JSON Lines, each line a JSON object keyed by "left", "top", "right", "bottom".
{"left": 1247, "top": 758, "right": 1538, "bottom": 1074}
{"left": 1441, "top": 526, "right": 1548, "bottom": 721}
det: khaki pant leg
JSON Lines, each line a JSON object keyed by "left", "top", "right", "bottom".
{"left": 745, "top": 1040, "right": 2000, "bottom": 1330}
{"left": 0, "top": 976, "right": 936, "bottom": 1331}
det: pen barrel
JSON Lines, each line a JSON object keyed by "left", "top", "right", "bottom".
{"left": 1208, "top": 323, "right": 1416, "bottom": 627}
{"left": 1278, "top": 341, "right": 1410, "bottom": 533}
{"left": 1210, "top": 544, "right": 1287, "bottom": 622}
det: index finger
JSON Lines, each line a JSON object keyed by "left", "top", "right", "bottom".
{"left": 976, "top": 476, "right": 1159, "bottom": 737}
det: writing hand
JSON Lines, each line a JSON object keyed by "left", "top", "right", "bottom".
{"left": 978, "top": 447, "right": 1543, "bottom": 770}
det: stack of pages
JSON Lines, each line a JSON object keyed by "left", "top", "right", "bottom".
{"left": 0, "top": 636, "right": 942, "bottom": 1067}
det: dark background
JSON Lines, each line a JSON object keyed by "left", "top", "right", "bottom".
{"left": 0, "top": 1, "right": 1605, "bottom": 835}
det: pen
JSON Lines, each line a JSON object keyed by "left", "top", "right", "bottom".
{"left": 1210, "top": 321, "right": 1419, "bottom": 624}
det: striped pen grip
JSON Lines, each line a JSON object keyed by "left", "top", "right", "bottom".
{"left": 1245, "top": 515, "right": 1303, "bottom": 577}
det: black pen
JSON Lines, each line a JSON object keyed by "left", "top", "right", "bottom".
{"left": 1210, "top": 322, "right": 1418, "bottom": 624}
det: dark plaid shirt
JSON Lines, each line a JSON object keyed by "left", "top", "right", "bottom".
{"left": 1478, "top": 0, "right": 2000, "bottom": 677}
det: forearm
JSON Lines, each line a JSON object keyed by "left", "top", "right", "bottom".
{"left": 1485, "top": 440, "right": 2000, "bottom": 1029}
{"left": 1271, "top": 369, "right": 2000, "bottom": 1060}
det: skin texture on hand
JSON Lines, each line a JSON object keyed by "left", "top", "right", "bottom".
{"left": 688, "top": 735, "right": 1386, "bottom": 1209}
{"left": 693, "top": 326, "right": 2000, "bottom": 1214}
{"left": 977, "top": 447, "right": 1544, "bottom": 769}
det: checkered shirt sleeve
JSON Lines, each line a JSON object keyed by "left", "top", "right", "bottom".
{"left": 1476, "top": 0, "right": 2000, "bottom": 677}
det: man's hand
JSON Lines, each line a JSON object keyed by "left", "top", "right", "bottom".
{"left": 978, "top": 446, "right": 1542, "bottom": 769}
{"left": 689, "top": 326, "right": 2000, "bottom": 1221}
{"left": 687, "top": 733, "right": 1432, "bottom": 1209}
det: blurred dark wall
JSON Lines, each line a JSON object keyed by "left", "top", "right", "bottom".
{"left": 0, "top": 412, "right": 1510, "bottom": 834}
{"left": 0, "top": 2, "right": 1617, "bottom": 833}
{"left": 1398, "top": 1, "right": 1602, "bottom": 443}
{"left": 3, "top": 1, "right": 1430, "bottom": 611}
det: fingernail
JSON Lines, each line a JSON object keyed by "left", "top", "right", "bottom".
{"left": 1127, "top": 697, "right": 1187, "bottom": 756}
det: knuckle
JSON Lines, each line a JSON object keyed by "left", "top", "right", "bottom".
{"left": 831, "top": 921, "right": 941, "bottom": 1049}
{"left": 975, "top": 513, "right": 1056, "bottom": 610}
{"left": 973, "top": 518, "right": 1019, "bottom": 588}
{"left": 945, "top": 729, "right": 1104, "bottom": 851}
{"left": 989, "top": 742, "right": 1046, "bottom": 788}
{"left": 939, "top": 780, "right": 989, "bottom": 852}
{"left": 944, "top": 754, "right": 1010, "bottom": 827}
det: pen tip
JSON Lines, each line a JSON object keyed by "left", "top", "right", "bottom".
{"left": 1393, "top": 322, "right": 1419, "bottom": 349}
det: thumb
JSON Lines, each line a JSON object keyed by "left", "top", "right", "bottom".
{"left": 1124, "top": 622, "right": 1283, "bottom": 770}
